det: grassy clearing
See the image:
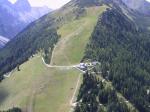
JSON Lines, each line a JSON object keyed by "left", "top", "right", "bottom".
{"left": 0, "top": 55, "right": 82, "bottom": 112}
{"left": 51, "top": 5, "right": 108, "bottom": 65}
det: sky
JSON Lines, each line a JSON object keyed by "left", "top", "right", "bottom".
{"left": 8, "top": 0, "right": 71, "bottom": 9}
{"left": 8, "top": 0, "right": 150, "bottom": 9}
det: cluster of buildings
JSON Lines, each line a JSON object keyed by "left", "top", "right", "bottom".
{"left": 77, "top": 61, "right": 101, "bottom": 72}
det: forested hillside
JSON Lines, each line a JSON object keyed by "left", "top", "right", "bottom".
{"left": 0, "top": 16, "right": 59, "bottom": 81}
{"left": 78, "top": 7, "right": 150, "bottom": 112}
{"left": 75, "top": 71, "right": 138, "bottom": 112}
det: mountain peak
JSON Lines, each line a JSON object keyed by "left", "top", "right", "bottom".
{"left": 15, "top": 0, "right": 30, "bottom": 5}
{"left": 14, "top": 0, "right": 31, "bottom": 11}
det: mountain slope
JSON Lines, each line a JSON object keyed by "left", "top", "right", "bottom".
{"left": 82, "top": 3, "right": 150, "bottom": 112}
{"left": 0, "top": 0, "right": 51, "bottom": 40}
{"left": 14, "top": 0, "right": 50, "bottom": 23}
{"left": 122, "top": 0, "right": 150, "bottom": 15}
{"left": 0, "top": 0, "right": 150, "bottom": 112}
{"left": 121, "top": 0, "right": 150, "bottom": 30}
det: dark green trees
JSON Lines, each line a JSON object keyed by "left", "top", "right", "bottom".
{"left": 75, "top": 71, "right": 130, "bottom": 112}
{"left": 84, "top": 8, "right": 150, "bottom": 112}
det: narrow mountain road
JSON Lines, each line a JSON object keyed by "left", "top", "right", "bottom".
{"left": 70, "top": 73, "right": 81, "bottom": 108}
{"left": 69, "top": 74, "right": 81, "bottom": 112}
{"left": 42, "top": 58, "right": 79, "bottom": 68}
{"left": 42, "top": 57, "right": 86, "bottom": 74}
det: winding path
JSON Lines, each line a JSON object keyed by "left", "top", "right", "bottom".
{"left": 42, "top": 58, "right": 78, "bottom": 67}
{"left": 42, "top": 57, "right": 84, "bottom": 71}
{"left": 70, "top": 74, "right": 81, "bottom": 105}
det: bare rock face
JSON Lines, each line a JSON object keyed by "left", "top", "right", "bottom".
{"left": 0, "top": 36, "right": 9, "bottom": 48}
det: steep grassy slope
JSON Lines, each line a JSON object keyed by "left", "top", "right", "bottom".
{"left": 51, "top": 5, "right": 108, "bottom": 65}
